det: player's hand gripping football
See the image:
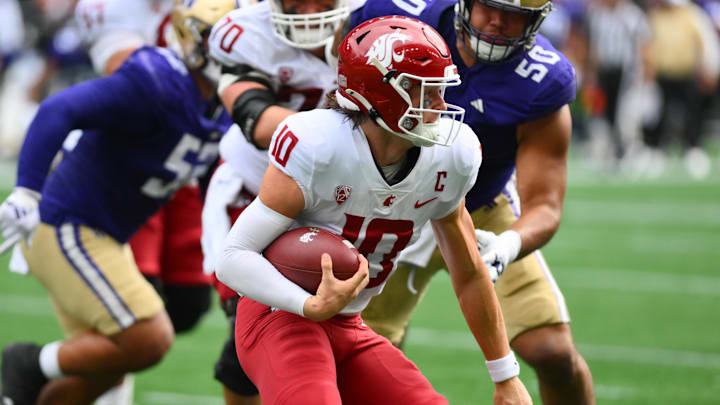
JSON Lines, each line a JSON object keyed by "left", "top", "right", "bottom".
{"left": 475, "top": 229, "right": 521, "bottom": 283}
{"left": 0, "top": 187, "right": 41, "bottom": 254}
{"left": 303, "top": 253, "right": 369, "bottom": 322}
{"left": 494, "top": 376, "right": 533, "bottom": 405}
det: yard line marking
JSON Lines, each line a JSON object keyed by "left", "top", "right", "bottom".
{"left": 552, "top": 267, "right": 720, "bottom": 296}
{"left": 141, "top": 391, "right": 224, "bottom": 405}
{"left": 0, "top": 293, "right": 53, "bottom": 315}
{"left": 579, "top": 344, "right": 720, "bottom": 369}
{"left": 551, "top": 232, "right": 717, "bottom": 256}
{"left": 593, "top": 384, "right": 636, "bottom": 400}
{"left": 565, "top": 199, "right": 720, "bottom": 225}
{"left": 405, "top": 327, "right": 720, "bottom": 369}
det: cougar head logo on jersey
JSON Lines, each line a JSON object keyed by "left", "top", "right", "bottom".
{"left": 365, "top": 31, "right": 411, "bottom": 69}
{"left": 334, "top": 185, "right": 352, "bottom": 205}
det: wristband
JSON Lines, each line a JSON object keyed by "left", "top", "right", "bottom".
{"left": 485, "top": 351, "right": 520, "bottom": 383}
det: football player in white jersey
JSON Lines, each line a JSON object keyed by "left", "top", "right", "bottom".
{"left": 216, "top": 16, "right": 532, "bottom": 405}
{"left": 75, "top": 0, "right": 175, "bottom": 75}
{"left": 209, "top": 0, "right": 349, "bottom": 150}
{"left": 202, "top": 1, "right": 358, "bottom": 403}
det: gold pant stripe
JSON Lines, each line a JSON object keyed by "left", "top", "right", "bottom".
{"left": 58, "top": 223, "right": 136, "bottom": 329}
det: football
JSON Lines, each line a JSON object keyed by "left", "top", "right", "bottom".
{"left": 263, "top": 227, "right": 360, "bottom": 294}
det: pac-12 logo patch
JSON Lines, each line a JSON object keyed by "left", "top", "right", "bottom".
{"left": 334, "top": 185, "right": 352, "bottom": 205}
{"left": 279, "top": 67, "right": 293, "bottom": 84}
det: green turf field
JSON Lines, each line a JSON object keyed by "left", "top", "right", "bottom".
{"left": 1, "top": 158, "right": 719, "bottom": 404}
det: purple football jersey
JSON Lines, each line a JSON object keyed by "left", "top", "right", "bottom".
{"left": 18, "top": 46, "right": 231, "bottom": 242}
{"left": 350, "top": 0, "right": 577, "bottom": 208}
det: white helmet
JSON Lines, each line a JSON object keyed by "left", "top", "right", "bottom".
{"left": 455, "top": 0, "right": 552, "bottom": 63}
{"left": 268, "top": 0, "right": 349, "bottom": 49}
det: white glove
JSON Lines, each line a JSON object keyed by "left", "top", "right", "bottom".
{"left": 201, "top": 162, "right": 243, "bottom": 275}
{"left": 475, "top": 229, "right": 521, "bottom": 283}
{"left": 0, "top": 187, "right": 41, "bottom": 247}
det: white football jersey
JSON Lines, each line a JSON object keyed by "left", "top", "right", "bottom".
{"left": 208, "top": 2, "right": 337, "bottom": 112}
{"left": 74, "top": 0, "right": 174, "bottom": 73}
{"left": 268, "top": 109, "right": 482, "bottom": 313}
{"left": 218, "top": 124, "right": 266, "bottom": 196}
{"left": 0, "top": 0, "right": 24, "bottom": 55}
{"left": 208, "top": 2, "right": 338, "bottom": 189}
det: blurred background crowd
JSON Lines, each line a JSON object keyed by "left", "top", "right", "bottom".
{"left": 1, "top": 0, "right": 719, "bottom": 180}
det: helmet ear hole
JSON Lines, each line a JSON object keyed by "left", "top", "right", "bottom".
{"left": 401, "top": 117, "right": 416, "bottom": 130}
{"left": 355, "top": 30, "right": 371, "bottom": 44}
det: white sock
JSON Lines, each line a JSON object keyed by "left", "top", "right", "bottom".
{"left": 39, "top": 341, "right": 64, "bottom": 379}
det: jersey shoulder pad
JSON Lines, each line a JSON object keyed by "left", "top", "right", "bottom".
{"left": 350, "top": 0, "right": 455, "bottom": 29}
{"left": 74, "top": 0, "right": 170, "bottom": 43}
{"left": 75, "top": 0, "right": 173, "bottom": 73}
{"left": 525, "top": 35, "right": 577, "bottom": 116}
{"left": 427, "top": 120, "right": 481, "bottom": 219}
{"left": 117, "top": 46, "right": 192, "bottom": 104}
{"left": 208, "top": 4, "right": 279, "bottom": 70}
{"left": 447, "top": 121, "right": 482, "bottom": 180}
{"left": 267, "top": 110, "right": 348, "bottom": 205}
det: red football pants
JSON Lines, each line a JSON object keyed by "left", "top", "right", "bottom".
{"left": 234, "top": 297, "right": 448, "bottom": 405}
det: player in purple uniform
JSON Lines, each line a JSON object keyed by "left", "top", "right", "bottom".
{"left": 0, "top": 14, "right": 232, "bottom": 405}
{"left": 350, "top": 1, "right": 595, "bottom": 404}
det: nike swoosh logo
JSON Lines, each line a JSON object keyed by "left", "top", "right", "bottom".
{"left": 414, "top": 197, "right": 438, "bottom": 208}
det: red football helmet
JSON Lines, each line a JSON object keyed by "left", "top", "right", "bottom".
{"left": 336, "top": 15, "right": 465, "bottom": 147}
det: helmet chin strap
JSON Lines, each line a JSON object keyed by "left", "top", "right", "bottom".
{"left": 409, "top": 121, "right": 440, "bottom": 146}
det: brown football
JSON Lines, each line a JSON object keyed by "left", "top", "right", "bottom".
{"left": 263, "top": 227, "right": 360, "bottom": 294}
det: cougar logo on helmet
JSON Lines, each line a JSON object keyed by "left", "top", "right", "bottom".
{"left": 365, "top": 31, "right": 411, "bottom": 69}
